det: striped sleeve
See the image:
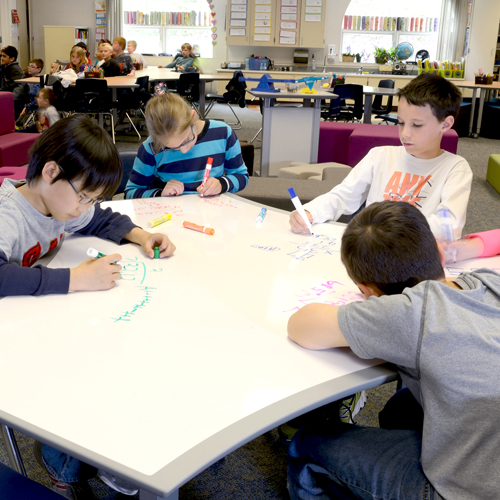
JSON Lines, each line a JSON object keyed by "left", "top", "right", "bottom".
{"left": 221, "top": 127, "right": 249, "bottom": 193}
{"left": 124, "top": 143, "right": 161, "bottom": 199}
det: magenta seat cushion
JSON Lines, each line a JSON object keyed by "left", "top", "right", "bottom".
{"left": 0, "top": 166, "right": 28, "bottom": 185}
{"left": 0, "top": 133, "right": 38, "bottom": 167}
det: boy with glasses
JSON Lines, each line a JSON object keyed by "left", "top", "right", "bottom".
{"left": 124, "top": 92, "right": 249, "bottom": 198}
{"left": 0, "top": 114, "right": 176, "bottom": 298}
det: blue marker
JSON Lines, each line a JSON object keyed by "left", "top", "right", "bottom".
{"left": 256, "top": 207, "right": 267, "bottom": 224}
{"left": 288, "top": 188, "right": 314, "bottom": 235}
{"left": 437, "top": 208, "right": 456, "bottom": 262}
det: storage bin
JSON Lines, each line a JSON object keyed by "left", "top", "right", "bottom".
{"left": 249, "top": 57, "right": 268, "bottom": 70}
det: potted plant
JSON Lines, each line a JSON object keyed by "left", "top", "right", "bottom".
{"left": 342, "top": 52, "right": 356, "bottom": 63}
{"left": 374, "top": 47, "right": 397, "bottom": 65}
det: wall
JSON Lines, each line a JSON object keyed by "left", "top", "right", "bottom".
{"left": 0, "top": 0, "right": 19, "bottom": 52}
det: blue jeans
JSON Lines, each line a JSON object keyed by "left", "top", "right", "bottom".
{"left": 287, "top": 389, "right": 436, "bottom": 500}
{"left": 42, "top": 445, "right": 97, "bottom": 484}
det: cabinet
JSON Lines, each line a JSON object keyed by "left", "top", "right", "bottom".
{"left": 44, "top": 26, "right": 90, "bottom": 65}
{"left": 494, "top": 22, "right": 500, "bottom": 78}
{"left": 225, "top": 0, "right": 325, "bottom": 48}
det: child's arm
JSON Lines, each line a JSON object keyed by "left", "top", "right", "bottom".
{"left": 443, "top": 229, "right": 500, "bottom": 262}
{"left": 288, "top": 303, "right": 349, "bottom": 350}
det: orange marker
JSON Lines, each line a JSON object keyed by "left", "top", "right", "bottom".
{"left": 183, "top": 221, "right": 215, "bottom": 235}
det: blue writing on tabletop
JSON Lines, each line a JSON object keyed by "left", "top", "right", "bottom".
{"left": 112, "top": 286, "right": 157, "bottom": 323}
{"left": 288, "top": 233, "right": 340, "bottom": 261}
{"left": 251, "top": 244, "right": 281, "bottom": 252}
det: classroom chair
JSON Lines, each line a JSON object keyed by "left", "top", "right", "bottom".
{"left": 321, "top": 84, "right": 364, "bottom": 122}
{"left": 115, "top": 150, "right": 137, "bottom": 196}
{"left": 486, "top": 154, "right": 500, "bottom": 195}
{"left": 0, "top": 166, "right": 28, "bottom": 185}
{"left": 176, "top": 73, "right": 201, "bottom": 117}
{"left": 0, "top": 92, "right": 39, "bottom": 168}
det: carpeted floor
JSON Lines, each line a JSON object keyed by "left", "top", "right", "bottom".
{"left": 1, "top": 103, "right": 499, "bottom": 499}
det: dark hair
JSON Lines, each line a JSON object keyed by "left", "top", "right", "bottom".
{"left": 75, "top": 42, "right": 88, "bottom": 51}
{"left": 397, "top": 72, "right": 462, "bottom": 121}
{"left": 341, "top": 200, "right": 444, "bottom": 295}
{"left": 26, "top": 115, "right": 122, "bottom": 198}
{"left": 29, "top": 58, "right": 44, "bottom": 70}
{"left": 1, "top": 45, "right": 18, "bottom": 60}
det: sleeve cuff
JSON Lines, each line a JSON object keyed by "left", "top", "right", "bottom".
{"left": 467, "top": 229, "right": 500, "bottom": 258}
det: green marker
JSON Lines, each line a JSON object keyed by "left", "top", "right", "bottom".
{"left": 154, "top": 246, "right": 160, "bottom": 259}
{"left": 87, "top": 247, "right": 107, "bottom": 258}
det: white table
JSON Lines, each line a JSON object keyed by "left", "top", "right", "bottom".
{"left": 249, "top": 89, "right": 336, "bottom": 177}
{"left": 0, "top": 194, "right": 400, "bottom": 499}
{"left": 362, "top": 86, "right": 399, "bottom": 124}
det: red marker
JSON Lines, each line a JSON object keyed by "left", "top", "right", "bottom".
{"left": 183, "top": 221, "right": 215, "bottom": 235}
{"left": 199, "top": 157, "right": 213, "bottom": 196}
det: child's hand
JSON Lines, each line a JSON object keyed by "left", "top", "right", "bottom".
{"left": 440, "top": 238, "right": 484, "bottom": 263}
{"left": 197, "top": 178, "right": 222, "bottom": 197}
{"left": 69, "top": 254, "right": 122, "bottom": 292}
{"left": 161, "top": 180, "right": 184, "bottom": 196}
{"left": 139, "top": 232, "right": 176, "bottom": 258}
{"left": 178, "top": 65, "right": 184, "bottom": 70}
{"left": 289, "top": 210, "right": 313, "bottom": 234}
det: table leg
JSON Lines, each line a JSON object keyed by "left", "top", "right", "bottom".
{"left": 363, "top": 94, "right": 373, "bottom": 124}
{"left": 0, "top": 424, "right": 27, "bottom": 476}
{"left": 140, "top": 488, "right": 179, "bottom": 500}
{"left": 469, "top": 88, "right": 477, "bottom": 137}
{"left": 476, "top": 88, "right": 486, "bottom": 137}
{"left": 199, "top": 81, "right": 206, "bottom": 118}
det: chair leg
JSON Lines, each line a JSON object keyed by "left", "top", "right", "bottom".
{"left": 251, "top": 127, "right": 262, "bottom": 143}
{"left": 0, "top": 425, "right": 27, "bottom": 476}
{"left": 226, "top": 103, "right": 242, "bottom": 130}
{"left": 106, "top": 112, "right": 115, "bottom": 144}
{"left": 125, "top": 112, "right": 141, "bottom": 141}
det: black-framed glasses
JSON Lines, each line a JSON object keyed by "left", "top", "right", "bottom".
{"left": 166, "top": 124, "right": 196, "bottom": 151}
{"left": 58, "top": 165, "right": 105, "bottom": 205}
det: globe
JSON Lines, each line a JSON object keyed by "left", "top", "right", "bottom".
{"left": 395, "top": 42, "right": 414, "bottom": 61}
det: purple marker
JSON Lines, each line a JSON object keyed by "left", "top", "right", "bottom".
{"left": 288, "top": 187, "right": 314, "bottom": 235}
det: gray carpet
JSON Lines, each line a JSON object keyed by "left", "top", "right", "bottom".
{"left": 1, "top": 104, "right": 499, "bottom": 499}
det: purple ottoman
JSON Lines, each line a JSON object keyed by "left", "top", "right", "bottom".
{"left": 0, "top": 166, "right": 28, "bottom": 185}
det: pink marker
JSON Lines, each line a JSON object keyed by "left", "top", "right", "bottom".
{"left": 199, "top": 157, "right": 213, "bottom": 196}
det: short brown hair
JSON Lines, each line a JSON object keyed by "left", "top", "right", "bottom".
{"left": 113, "top": 37, "right": 126, "bottom": 50}
{"left": 397, "top": 72, "right": 462, "bottom": 121}
{"left": 30, "top": 58, "right": 44, "bottom": 70}
{"left": 145, "top": 93, "right": 196, "bottom": 149}
{"left": 341, "top": 200, "right": 445, "bottom": 295}
{"left": 38, "top": 88, "right": 55, "bottom": 105}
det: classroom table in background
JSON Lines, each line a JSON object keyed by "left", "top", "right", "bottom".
{"left": 362, "top": 86, "right": 399, "bottom": 124}
{"left": 135, "top": 68, "right": 231, "bottom": 118}
{"left": 0, "top": 194, "right": 399, "bottom": 500}
{"left": 454, "top": 81, "right": 500, "bottom": 138}
{"left": 248, "top": 89, "right": 336, "bottom": 177}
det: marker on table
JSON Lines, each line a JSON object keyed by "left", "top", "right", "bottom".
{"left": 256, "top": 207, "right": 267, "bottom": 225}
{"left": 183, "top": 221, "right": 215, "bottom": 235}
{"left": 288, "top": 187, "right": 314, "bottom": 235}
{"left": 154, "top": 246, "right": 160, "bottom": 266}
{"left": 147, "top": 213, "right": 172, "bottom": 228}
{"left": 199, "top": 157, "right": 213, "bottom": 197}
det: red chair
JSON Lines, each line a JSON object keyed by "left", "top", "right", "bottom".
{"left": 0, "top": 166, "right": 28, "bottom": 185}
{"left": 0, "top": 92, "right": 39, "bottom": 168}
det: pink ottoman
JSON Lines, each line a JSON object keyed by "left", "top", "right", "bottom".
{"left": 0, "top": 166, "right": 28, "bottom": 185}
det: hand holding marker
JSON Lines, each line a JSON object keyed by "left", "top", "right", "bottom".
{"left": 288, "top": 188, "right": 314, "bottom": 235}
{"left": 437, "top": 208, "right": 457, "bottom": 262}
{"left": 199, "top": 157, "right": 213, "bottom": 197}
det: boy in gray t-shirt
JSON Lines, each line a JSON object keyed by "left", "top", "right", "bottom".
{"left": 287, "top": 200, "right": 500, "bottom": 500}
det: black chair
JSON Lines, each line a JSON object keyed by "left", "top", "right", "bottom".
{"left": 115, "top": 150, "right": 137, "bottom": 196}
{"left": 321, "top": 84, "right": 363, "bottom": 122}
{"left": 116, "top": 75, "right": 151, "bottom": 141}
{"left": 204, "top": 70, "right": 247, "bottom": 129}
{"left": 177, "top": 72, "right": 201, "bottom": 116}
{"left": 73, "top": 79, "right": 115, "bottom": 142}
{"left": 373, "top": 79, "right": 398, "bottom": 124}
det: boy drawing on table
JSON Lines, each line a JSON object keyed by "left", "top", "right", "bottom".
{"left": 0, "top": 114, "right": 175, "bottom": 298}
{"left": 287, "top": 200, "right": 500, "bottom": 500}
{"left": 289, "top": 73, "right": 473, "bottom": 239}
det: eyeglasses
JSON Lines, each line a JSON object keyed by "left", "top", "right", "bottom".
{"left": 167, "top": 124, "right": 196, "bottom": 151}
{"left": 58, "top": 165, "right": 105, "bottom": 205}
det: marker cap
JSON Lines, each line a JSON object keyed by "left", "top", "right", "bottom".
{"left": 87, "top": 248, "right": 99, "bottom": 258}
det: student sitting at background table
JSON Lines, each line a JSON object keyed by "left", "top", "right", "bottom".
{"left": 289, "top": 73, "right": 472, "bottom": 240}
{"left": 124, "top": 92, "right": 249, "bottom": 198}
{"left": 73, "top": 41, "right": 91, "bottom": 65}
{"left": 0, "top": 45, "right": 28, "bottom": 117}
{"left": 94, "top": 38, "right": 113, "bottom": 61}
{"left": 126, "top": 39, "right": 148, "bottom": 68}
{"left": 68, "top": 46, "right": 87, "bottom": 78}
{"left": 165, "top": 42, "right": 195, "bottom": 72}
{"left": 112, "top": 36, "right": 135, "bottom": 76}
{"left": 49, "top": 61, "right": 61, "bottom": 74}
{"left": 98, "top": 42, "right": 121, "bottom": 77}
{"left": 287, "top": 199, "right": 500, "bottom": 500}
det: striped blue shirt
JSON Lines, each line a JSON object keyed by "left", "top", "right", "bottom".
{"left": 124, "top": 120, "right": 249, "bottom": 199}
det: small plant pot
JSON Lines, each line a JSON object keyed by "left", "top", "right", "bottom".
{"left": 375, "top": 57, "right": 386, "bottom": 65}
{"left": 343, "top": 56, "right": 355, "bottom": 63}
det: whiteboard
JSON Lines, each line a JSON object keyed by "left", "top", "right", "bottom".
{"left": 0, "top": 194, "right": 394, "bottom": 482}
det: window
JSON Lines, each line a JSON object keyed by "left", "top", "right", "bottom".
{"left": 122, "top": 0, "right": 213, "bottom": 58}
{"left": 341, "top": 0, "right": 442, "bottom": 63}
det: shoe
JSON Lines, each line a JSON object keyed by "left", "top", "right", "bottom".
{"left": 278, "top": 421, "right": 300, "bottom": 442}
{"left": 32, "top": 441, "right": 95, "bottom": 500}
{"left": 98, "top": 469, "right": 139, "bottom": 496}
{"left": 339, "top": 391, "right": 367, "bottom": 423}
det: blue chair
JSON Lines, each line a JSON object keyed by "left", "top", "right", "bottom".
{"left": 0, "top": 461, "right": 61, "bottom": 499}
{"left": 116, "top": 150, "right": 137, "bottom": 196}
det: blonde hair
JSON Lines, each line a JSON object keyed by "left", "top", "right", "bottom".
{"left": 69, "top": 47, "right": 86, "bottom": 72}
{"left": 99, "top": 43, "right": 113, "bottom": 53}
{"left": 145, "top": 93, "right": 196, "bottom": 147}
{"left": 113, "top": 37, "right": 126, "bottom": 50}
{"left": 128, "top": 40, "right": 137, "bottom": 49}
{"left": 181, "top": 43, "right": 193, "bottom": 53}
